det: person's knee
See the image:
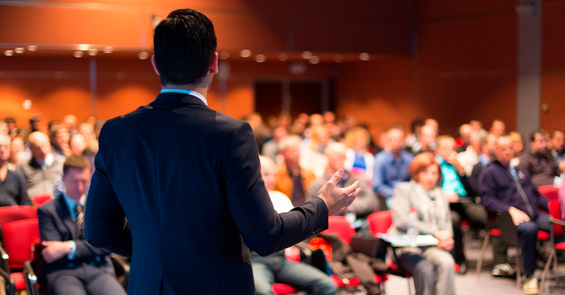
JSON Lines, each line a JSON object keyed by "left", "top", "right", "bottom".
{"left": 436, "top": 253, "right": 456, "bottom": 272}
{"left": 518, "top": 221, "right": 538, "bottom": 237}
{"left": 414, "top": 259, "right": 434, "bottom": 277}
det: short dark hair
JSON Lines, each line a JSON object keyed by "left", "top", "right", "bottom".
{"left": 63, "top": 155, "right": 91, "bottom": 175}
{"left": 550, "top": 129, "right": 564, "bottom": 139}
{"left": 529, "top": 128, "right": 547, "bottom": 142}
{"left": 153, "top": 9, "right": 217, "bottom": 86}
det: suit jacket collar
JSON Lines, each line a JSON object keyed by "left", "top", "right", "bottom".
{"left": 150, "top": 92, "right": 207, "bottom": 107}
{"left": 55, "top": 193, "right": 78, "bottom": 240}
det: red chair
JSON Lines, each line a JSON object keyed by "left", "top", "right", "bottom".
{"left": 0, "top": 218, "right": 40, "bottom": 293}
{"left": 30, "top": 194, "right": 52, "bottom": 208}
{"left": 538, "top": 185, "right": 560, "bottom": 201}
{"left": 0, "top": 206, "right": 37, "bottom": 228}
{"left": 540, "top": 199, "right": 565, "bottom": 293}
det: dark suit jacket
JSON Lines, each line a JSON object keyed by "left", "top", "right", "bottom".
{"left": 85, "top": 93, "right": 329, "bottom": 295}
{"left": 37, "top": 194, "right": 113, "bottom": 293}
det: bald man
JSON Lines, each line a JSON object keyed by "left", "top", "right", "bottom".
{"left": 308, "top": 142, "right": 379, "bottom": 218}
{"left": 0, "top": 135, "right": 31, "bottom": 206}
{"left": 17, "top": 131, "right": 65, "bottom": 197}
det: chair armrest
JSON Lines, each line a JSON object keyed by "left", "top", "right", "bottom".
{"left": 549, "top": 217, "right": 565, "bottom": 227}
{"left": 0, "top": 267, "right": 15, "bottom": 295}
{"left": 0, "top": 246, "right": 10, "bottom": 274}
{"left": 23, "top": 260, "right": 39, "bottom": 295}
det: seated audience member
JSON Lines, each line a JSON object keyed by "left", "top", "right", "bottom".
{"left": 411, "top": 124, "right": 437, "bottom": 155}
{"left": 0, "top": 135, "right": 31, "bottom": 206}
{"left": 50, "top": 123, "right": 71, "bottom": 157}
{"left": 457, "top": 130, "right": 480, "bottom": 176}
{"left": 490, "top": 119, "right": 506, "bottom": 136}
{"left": 252, "top": 156, "right": 336, "bottom": 295}
{"left": 274, "top": 135, "right": 316, "bottom": 207}
{"left": 0, "top": 121, "right": 7, "bottom": 136}
{"left": 4, "top": 117, "right": 19, "bottom": 136}
{"left": 468, "top": 133, "right": 497, "bottom": 194}
{"left": 77, "top": 122, "right": 97, "bottom": 145}
{"left": 261, "top": 126, "right": 288, "bottom": 162}
{"left": 388, "top": 152, "right": 455, "bottom": 295}
{"left": 456, "top": 124, "right": 472, "bottom": 153}
{"left": 480, "top": 135, "right": 550, "bottom": 295}
{"left": 470, "top": 119, "right": 488, "bottom": 139}
{"left": 510, "top": 131, "right": 525, "bottom": 158}
{"left": 518, "top": 129, "right": 560, "bottom": 187}
{"left": 550, "top": 129, "right": 565, "bottom": 172}
{"left": 70, "top": 134, "right": 87, "bottom": 156}
{"left": 435, "top": 135, "right": 487, "bottom": 273}
{"left": 404, "top": 119, "right": 425, "bottom": 152}
{"left": 29, "top": 115, "right": 43, "bottom": 133}
{"left": 344, "top": 127, "right": 375, "bottom": 183}
{"left": 373, "top": 127, "right": 413, "bottom": 209}
{"left": 300, "top": 125, "right": 330, "bottom": 178}
{"left": 7, "top": 135, "right": 25, "bottom": 171}
{"left": 38, "top": 156, "right": 125, "bottom": 295}
{"left": 17, "top": 131, "right": 65, "bottom": 197}
{"left": 307, "top": 143, "right": 378, "bottom": 219}
{"left": 62, "top": 114, "right": 78, "bottom": 136}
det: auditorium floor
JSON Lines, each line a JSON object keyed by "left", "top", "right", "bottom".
{"left": 384, "top": 238, "right": 565, "bottom": 295}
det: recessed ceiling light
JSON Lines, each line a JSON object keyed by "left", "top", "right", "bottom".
{"left": 278, "top": 53, "right": 288, "bottom": 61}
{"left": 103, "top": 46, "right": 113, "bottom": 54}
{"left": 302, "top": 51, "right": 312, "bottom": 59}
{"left": 334, "top": 55, "right": 343, "bottom": 63}
{"left": 73, "top": 51, "right": 84, "bottom": 58}
{"left": 138, "top": 52, "right": 149, "bottom": 60}
{"left": 240, "top": 49, "right": 252, "bottom": 58}
{"left": 255, "top": 54, "right": 266, "bottom": 63}
{"left": 220, "top": 51, "right": 229, "bottom": 59}
{"left": 27, "top": 45, "right": 37, "bottom": 51}
{"left": 78, "top": 44, "right": 89, "bottom": 51}
{"left": 4, "top": 50, "right": 14, "bottom": 56}
{"left": 309, "top": 56, "right": 320, "bottom": 64}
{"left": 14, "top": 47, "right": 24, "bottom": 54}
{"left": 359, "top": 53, "right": 370, "bottom": 61}
{"left": 88, "top": 49, "right": 98, "bottom": 56}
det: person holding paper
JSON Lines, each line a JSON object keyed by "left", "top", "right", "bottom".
{"left": 388, "top": 152, "right": 456, "bottom": 295}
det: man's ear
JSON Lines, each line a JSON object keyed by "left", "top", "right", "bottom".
{"left": 151, "top": 56, "right": 160, "bottom": 76}
{"left": 209, "top": 52, "right": 219, "bottom": 75}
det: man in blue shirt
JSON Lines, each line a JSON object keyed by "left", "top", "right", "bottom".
{"left": 435, "top": 135, "right": 487, "bottom": 274}
{"left": 373, "top": 127, "right": 413, "bottom": 209}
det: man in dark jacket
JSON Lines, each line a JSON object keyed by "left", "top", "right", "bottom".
{"left": 518, "top": 128, "right": 560, "bottom": 187}
{"left": 480, "top": 135, "right": 549, "bottom": 295}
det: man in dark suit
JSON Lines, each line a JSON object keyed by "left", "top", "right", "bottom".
{"left": 38, "top": 156, "right": 125, "bottom": 295}
{"left": 84, "top": 8, "right": 359, "bottom": 295}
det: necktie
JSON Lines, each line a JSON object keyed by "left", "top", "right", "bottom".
{"left": 74, "top": 204, "right": 85, "bottom": 239}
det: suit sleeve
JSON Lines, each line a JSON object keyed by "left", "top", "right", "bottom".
{"left": 85, "top": 126, "right": 132, "bottom": 257}
{"left": 479, "top": 170, "right": 511, "bottom": 213}
{"left": 224, "top": 122, "right": 328, "bottom": 256}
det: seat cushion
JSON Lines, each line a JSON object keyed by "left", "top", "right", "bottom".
{"left": 10, "top": 272, "right": 25, "bottom": 290}
{"left": 555, "top": 242, "right": 565, "bottom": 251}
{"left": 272, "top": 283, "right": 298, "bottom": 294}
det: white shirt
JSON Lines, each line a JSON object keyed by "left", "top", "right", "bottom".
{"left": 268, "top": 190, "right": 294, "bottom": 213}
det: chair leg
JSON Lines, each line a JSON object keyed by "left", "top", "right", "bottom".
{"left": 476, "top": 233, "right": 490, "bottom": 277}
{"left": 515, "top": 252, "right": 522, "bottom": 288}
{"left": 406, "top": 278, "right": 412, "bottom": 295}
{"left": 540, "top": 249, "right": 555, "bottom": 295}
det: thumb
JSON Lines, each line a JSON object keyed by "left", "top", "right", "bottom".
{"left": 328, "top": 169, "right": 344, "bottom": 185}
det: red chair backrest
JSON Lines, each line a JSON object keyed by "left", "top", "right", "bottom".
{"left": 0, "top": 206, "right": 37, "bottom": 227}
{"left": 548, "top": 199, "right": 563, "bottom": 238}
{"left": 3, "top": 218, "right": 40, "bottom": 269}
{"left": 31, "top": 193, "right": 52, "bottom": 207}
{"left": 322, "top": 216, "right": 355, "bottom": 245}
{"left": 538, "top": 185, "right": 560, "bottom": 201}
{"left": 367, "top": 210, "right": 393, "bottom": 236}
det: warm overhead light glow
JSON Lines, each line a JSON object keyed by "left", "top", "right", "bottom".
{"left": 359, "top": 53, "right": 370, "bottom": 61}
{"left": 4, "top": 50, "right": 14, "bottom": 56}
{"left": 88, "top": 49, "right": 98, "bottom": 56}
{"left": 22, "top": 99, "right": 32, "bottom": 110}
{"left": 309, "top": 56, "right": 320, "bottom": 64}
{"left": 78, "top": 44, "right": 89, "bottom": 51}
{"left": 103, "top": 46, "right": 113, "bottom": 54}
{"left": 138, "top": 52, "right": 149, "bottom": 60}
{"left": 278, "top": 53, "right": 288, "bottom": 61}
{"left": 334, "top": 55, "right": 343, "bottom": 63}
{"left": 240, "top": 49, "right": 252, "bottom": 58}
{"left": 27, "top": 45, "right": 37, "bottom": 51}
{"left": 301, "top": 51, "right": 313, "bottom": 59}
{"left": 73, "top": 51, "right": 84, "bottom": 58}
{"left": 220, "top": 51, "right": 229, "bottom": 59}
{"left": 255, "top": 54, "right": 266, "bottom": 63}
{"left": 14, "top": 47, "right": 24, "bottom": 54}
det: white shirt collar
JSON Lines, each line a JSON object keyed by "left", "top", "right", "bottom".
{"left": 160, "top": 89, "right": 208, "bottom": 106}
